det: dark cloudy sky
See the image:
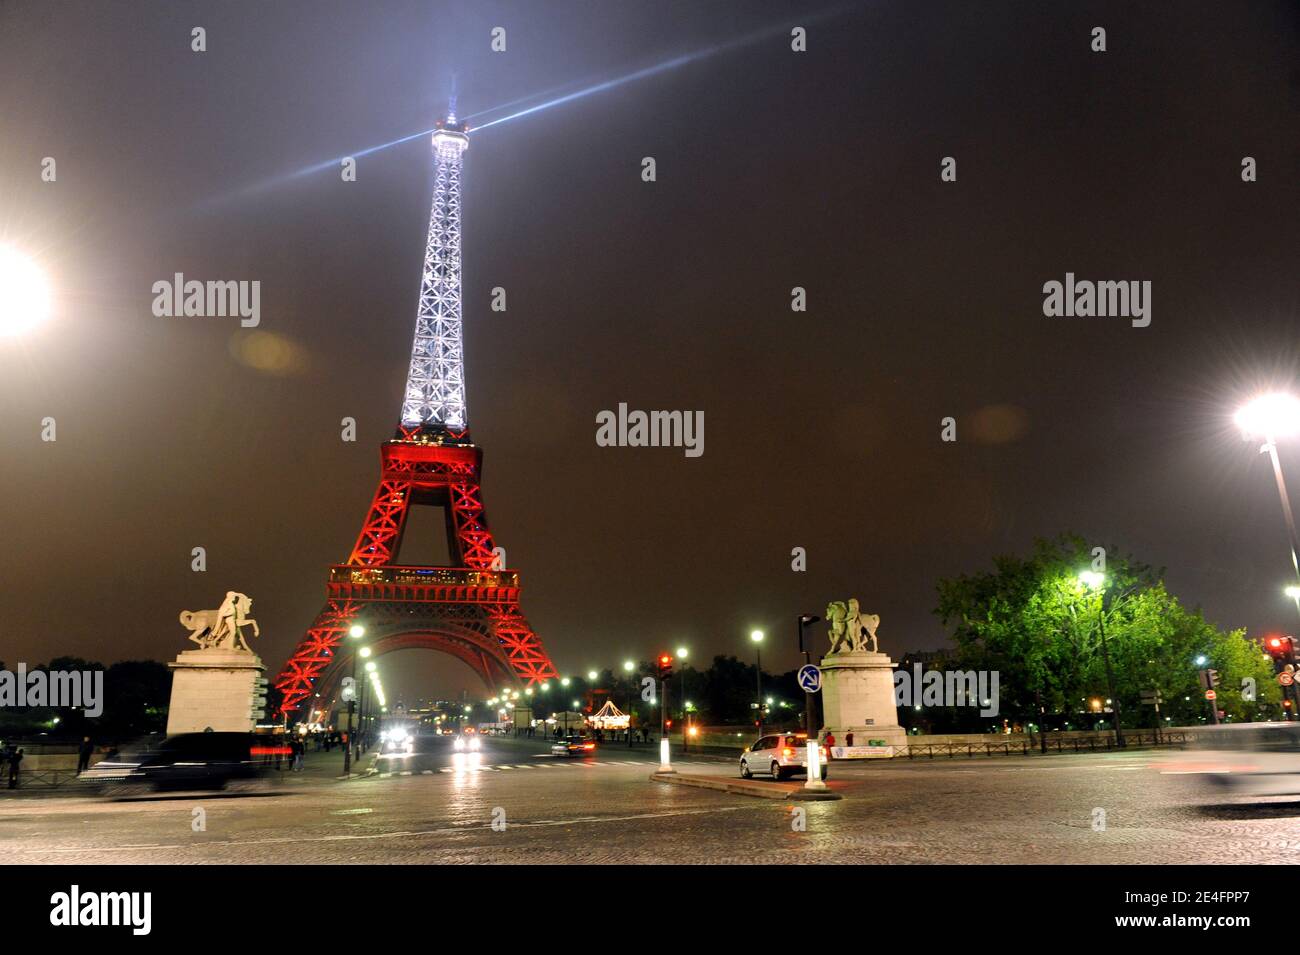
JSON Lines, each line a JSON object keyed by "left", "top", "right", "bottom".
{"left": 1, "top": 0, "right": 1297, "bottom": 701}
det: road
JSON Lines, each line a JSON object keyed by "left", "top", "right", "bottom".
{"left": 4, "top": 737, "right": 1300, "bottom": 864}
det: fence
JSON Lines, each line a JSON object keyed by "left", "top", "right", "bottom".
{"left": 899, "top": 730, "right": 1191, "bottom": 759}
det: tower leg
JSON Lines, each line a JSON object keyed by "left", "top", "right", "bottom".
{"left": 275, "top": 600, "right": 362, "bottom": 716}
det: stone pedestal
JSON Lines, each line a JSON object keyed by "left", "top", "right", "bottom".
{"left": 166, "top": 648, "right": 265, "bottom": 735}
{"left": 819, "top": 650, "right": 906, "bottom": 756}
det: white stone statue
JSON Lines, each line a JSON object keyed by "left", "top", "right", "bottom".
{"left": 179, "top": 592, "right": 260, "bottom": 651}
{"left": 826, "top": 598, "right": 880, "bottom": 654}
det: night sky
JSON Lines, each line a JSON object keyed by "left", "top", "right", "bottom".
{"left": 1, "top": 1, "right": 1297, "bottom": 701}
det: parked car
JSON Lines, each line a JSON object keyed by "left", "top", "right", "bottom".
{"left": 82, "top": 732, "right": 283, "bottom": 795}
{"left": 740, "top": 733, "right": 828, "bottom": 781}
{"left": 551, "top": 735, "right": 597, "bottom": 757}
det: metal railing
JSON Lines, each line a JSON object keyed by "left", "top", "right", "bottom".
{"left": 899, "top": 731, "right": 1190, "bottom": 759}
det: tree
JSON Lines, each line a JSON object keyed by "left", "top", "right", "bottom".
{"left": 935, "top": 535, "right": 1277, "bottom": 728}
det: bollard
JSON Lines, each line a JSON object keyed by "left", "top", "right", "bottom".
{"left": 804, "top": 740, "right": 828, "bottom": 791}
{"left": 658, "top": 737, "right": 675, "bottom": 774}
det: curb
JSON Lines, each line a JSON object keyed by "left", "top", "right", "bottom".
{"left": 650, "top": 771, "right": 842, "bottom": 801}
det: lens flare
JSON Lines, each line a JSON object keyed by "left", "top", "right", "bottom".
{"left": 0, "top": 246, "right": 51, "bottom": 336}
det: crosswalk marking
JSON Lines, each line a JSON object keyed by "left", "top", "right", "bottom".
{"left": 392, "top": 758, "right": 654, "bottom": 777}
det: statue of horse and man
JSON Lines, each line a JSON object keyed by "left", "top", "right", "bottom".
{"left": 826, "top": 598, "right": 880, "bottom": 654}
{"left": 179, "top": 591, "right": 260, "bottom": 652}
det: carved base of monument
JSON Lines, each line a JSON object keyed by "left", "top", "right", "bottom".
{"left": 819, "top": 650, "right": 907, "bottom": 757}
{"left": 166, "top": 648, "right": 265, "bottom": 735}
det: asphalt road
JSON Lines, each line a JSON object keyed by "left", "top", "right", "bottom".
{"left": 4, "top": 738, "right": 1300, "bottom": 864}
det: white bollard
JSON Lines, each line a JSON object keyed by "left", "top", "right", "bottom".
{"left": 804, "top": 740, "right": 828, "bottom": 791}
{"left": 658, "top": 737, "right": 675, "bottom": 773}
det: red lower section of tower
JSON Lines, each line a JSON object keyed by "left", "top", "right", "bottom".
{"left": 273, "top": 434, "right": 558, "bottom": 716}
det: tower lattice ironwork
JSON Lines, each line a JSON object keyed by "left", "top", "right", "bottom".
{"left": 274, "top": 114, "right": 558, "bottom": 717}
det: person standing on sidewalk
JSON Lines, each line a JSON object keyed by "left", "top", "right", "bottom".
{"left": 7, "top": 746, "right": 23, "bottom": 788}
{"left": 77, "top": 736, "right": 94, "bottom": 774}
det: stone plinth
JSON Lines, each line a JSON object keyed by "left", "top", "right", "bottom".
{"left": 819, "top": 650, "right": 906, "bottom": 755}
{"left": 166, "top": 648, "right": 265, "bottom": 735}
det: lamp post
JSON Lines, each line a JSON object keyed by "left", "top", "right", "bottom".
{"left": 676, "top": 646, "right": 689, "bottom": 751}
{"left": 342, "top": 624, "right": 365, "bottom": 775}
{"left": 751, "top": 630, "right": 765, "bottom": 737}
{"left": 1237, "top": 393, "right": 1300, "bottom": 721}
{"left": 1237, "top": 393, "right": 1300, "bottom": 599}
{"left": 623, "top": 660, "right": 635, "bottom": 747}
{"left": 797, "top": 614, "right": 821, "bottom": 736}
{"left": 1079, "top": 572, "right": 1125, "bottom": 749}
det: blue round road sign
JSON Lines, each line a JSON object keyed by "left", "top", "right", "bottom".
{"left": 797, "top": 664, "right": 822, "bottom": 693}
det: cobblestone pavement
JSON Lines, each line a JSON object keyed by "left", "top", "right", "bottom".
{"left": 3, "top": 746, "right": 1299, "bottom": 864}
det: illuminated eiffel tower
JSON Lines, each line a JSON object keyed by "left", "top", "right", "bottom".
{"left": 274, "top": 110, "right": 558, "bottom": 716}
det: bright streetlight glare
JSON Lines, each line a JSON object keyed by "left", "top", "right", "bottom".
{"left": 0, "top": 246, "right": 51, "bottom": 337}
{"left": 622, "top": 660, "right": 634, "bottom": 672}
{"left": 349, "top": 625, "right": 365, "bottom": 638}
{"left": 359, "top": 646, "right": 372, "bottom": 658}
{"left": 586, "top": 670, "right": 598, "bottom": 680}
{"left": 365, "top": 661, "right": 376, "bottom": 672}
{"left": 1195, "top": 655, "right": 1208, "bottom": 666}
{"left": 750, "top": 630, "right": 764, "bottom": 643}
{"left": 676, "top": 646, "right": 688, "bottom": 659}
{"left": 1235, "top": 392, "right": 1300, "bottom": 440}
{"left": 1285, "top": 585, "right": 1300, "bottom": 599}
{"left": 560, "top": 677, "right": 570, "bottom": 686}
{"left": 1078, "top": 570, "right": 1105, "bottom": 590}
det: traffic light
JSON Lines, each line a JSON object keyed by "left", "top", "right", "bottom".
{"left": 657, "top": 653, "right": 674, "bottom": 679}
{"left": 1208, "top": 669, "right": 1220, "bottom": 689}
{"left": 1265, "top": 636, "right": 1297, "bottom": 667}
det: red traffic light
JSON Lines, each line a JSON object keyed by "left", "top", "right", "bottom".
{"left": 657, "top": 653, "right": 674, "bottom": 677}
{"left": 1265, "top": 636, "right": 1297, "bottom": 665}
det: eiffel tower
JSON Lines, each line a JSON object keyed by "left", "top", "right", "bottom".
{"left": 274, "top": 110, "right": 558, "bottom": 717}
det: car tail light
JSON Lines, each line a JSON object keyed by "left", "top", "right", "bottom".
{"left": 583, "top": 743, "right": 595, "bottom": 750}
{"left": 782, "top": 747, "right": 793, "bottom": 758}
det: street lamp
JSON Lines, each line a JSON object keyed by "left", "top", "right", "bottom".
{"left": 586, "top": 670, "right": 598, "bottom": 681}
{"left": 0, "top": 245, "right": 52, "bottom": 337}
{"left": 751, "top": 629, "right": 765, "bottom": 737}
{"left": 674, "top": 647, "right": 690, "bottom": 751}
{"left": 1078, "top": 572, "right": 1125, "bottom": 748}
{"left": 343, "top": 624, "right": 366, "bottom": 774}
{"left": 1237, "top": 392, "right": 1300, "bottom": 607}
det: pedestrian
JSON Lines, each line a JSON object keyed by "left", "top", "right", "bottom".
{"left": 77, "top": 736, "right": 94, "bottom": 774}
{"left": 845, "top": 731, "right": 854, "bottom": 748}
{"left": 8, "top": 747, "right": 23, "bottom": 789}
{"left": 823, "top": 730, "right": 836, "bottom": 761}
{"left": 292, "top": 736, "right": 305, "bottom": 772}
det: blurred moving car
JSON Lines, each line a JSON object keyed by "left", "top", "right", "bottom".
{"left": 1159, "top": 722, "right": 1300, "bottom": 797}
{"left": 740, "top": 733, "right": 828, "bottom": 781}
{"left": 453, "top": 730, "right": 481, "bottom": 752}
{"left": 83, "top": 732, "right": 284, "bottom": 795}
{"left": 380, "top": 726, "right": 415, "bottom": 756}
{"left": 551, "top": 735, "right": 597, "bottom": 757}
